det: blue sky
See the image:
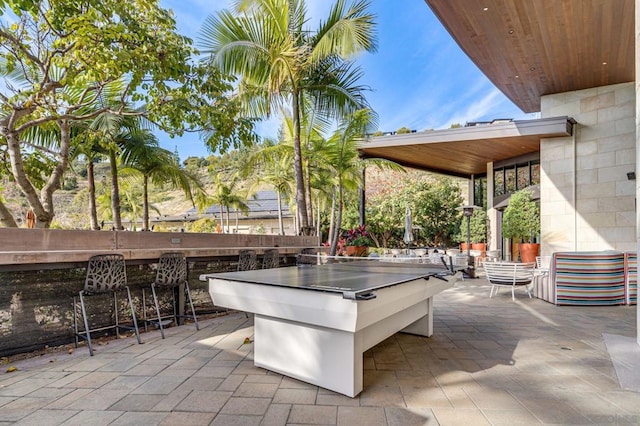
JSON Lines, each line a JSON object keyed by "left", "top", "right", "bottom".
{"left": 159, "top": 0, "right": 538, "bottom": 161}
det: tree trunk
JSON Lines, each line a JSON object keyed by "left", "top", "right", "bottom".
{"left": 277, "top": 191, "right": 284, "bottom": 235}
{"left": 0, "top": 200, "right": 18, "bottom": 227}
{"left": 38, "top": 119, "right": 71, "bottom": 228}
{"left": 109, "top": 149, "right": 122, "bottom": 230}
{"left": 292, "top": 91, "right": 309, "bottom": 232}
{"left": 87, "top": 160, "right": 99, "bottom": 230}
{"left": 328, "top": 190, "right": 336, "bottom": 245}
{"left": 304, "top": 158, "right": 314, "bottom": 230}
{"left": 329, "top": 187, "right": 340, "bottom": 256}
{"left": 143, "top": 175, "right": 150, "bottom": 231}
{"left": 3, "top": 111, "right": 59, "bottom": 228}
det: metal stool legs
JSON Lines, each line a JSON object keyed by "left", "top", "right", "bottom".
{"left": 74, "top": 286, "right": 141, "bottom": 356}
{"left": 151, "top": 281, "right": 200, "bottom": 339}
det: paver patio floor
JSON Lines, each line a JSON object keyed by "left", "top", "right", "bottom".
{"left": 1, "top": 276, "right": 639, "bottom": 425}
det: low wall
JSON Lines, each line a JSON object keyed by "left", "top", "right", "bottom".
{"left": 0, "top": 229, "right": 319, "bottom": 356}
{"left": 0, "top": 228, "right": 318, "bottom": 268}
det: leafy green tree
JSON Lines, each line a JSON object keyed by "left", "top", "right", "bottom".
{"left": 0, "top": 0, "right": 253, "bottom": 228}
{"left": 243, "top": 142, "right": 295, "bottom": 235}
{"left": 502, "top": 188, "right": 539, "bottom": 243}
{"left": 402, "top": 176, "right": 463, "bottom": 247}
{"left": 321, "top": 109, "right": 402, "bottom": 255}
{"left": 206, "top": 175, "right": 249, "bottom": 233}
{"left": 119, "top": 130, "right": 203, "bottom": 231}
{"left": 343, "top": 175, "right": 464, "bottom": 248}
{"left": 198, "top": 0, "right": 377, "bottom": 232}
{"left": 396, "top": 127, "right": 412, "bottom": 134}
{"left": 0, "top": 0, "right": 194, "bottom": 227}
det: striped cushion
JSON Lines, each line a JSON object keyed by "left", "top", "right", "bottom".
{"left": 553, "top": 252, "right": 625, "bottom": 306}
{"left": 625, "top": 252, "right": 637, "bottom": 305}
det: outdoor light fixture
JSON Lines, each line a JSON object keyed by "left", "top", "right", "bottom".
{"left": 458, "top": 205, "right": 481, "bottom": 279}
{"left": 627, "top": 171, "right": 636, "bottom": 180}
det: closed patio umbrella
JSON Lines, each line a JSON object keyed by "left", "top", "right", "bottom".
{"left": 403, "top": 205, "right": 414, "bottom": 250}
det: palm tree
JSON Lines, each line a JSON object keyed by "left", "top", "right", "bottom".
{"left": 198, "top": 0, "right": 377, "bottom": 232}
{"left": 323, "top": 109, "right": 403, "bottom": 255}
{"left": 119, "top": 130, "right": 203, "bottom": 231}
{"left": 208, "top": 175, "right": 249, "bottom": 233}
{"left": 242, "top": 139, "right": 296, "bottom": 235}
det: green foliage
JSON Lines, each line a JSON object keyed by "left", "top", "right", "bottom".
{"left": 396, "top": 127, "right": 412, "bottom": 134}
{"left": 502, "top": 188, "right": 540, "bottom": 243}
{"left": 372, "top": 131, "right": 384, "bottom": 136}
{"left": 344, "top": 225, "right": 373, "bottom": 246}
{"left": 198, "top": 0, "right": 378, "bottom": 228}
{"left": 0, "top": 0, "right": 257, "bottom": 227}
{"left": 346, "top": 175, "right": 464, "bottom": 248}
{"left": 62, "top": 176, "right": 78, "bottom": 191}
{"left": 186, "top": 218, "right": 218, "bottom": 233}
{"left": 455, "top": 208, "right": 488, "bottom": 243}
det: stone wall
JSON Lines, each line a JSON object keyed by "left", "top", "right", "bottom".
{"left": 540, "top": 82, "right": 636, "bottom": 254}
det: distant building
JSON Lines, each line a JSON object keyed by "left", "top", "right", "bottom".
{"left": 152, "top": 190, "right": 295, "bottom": 235}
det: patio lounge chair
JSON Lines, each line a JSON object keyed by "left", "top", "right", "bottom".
{"left": 484, "top": 261, "right": 535, "bottom": 301}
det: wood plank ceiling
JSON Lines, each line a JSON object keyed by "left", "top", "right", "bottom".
{"left": 359, "top": 117, "right": 573, "bottom": 177}
{"left": 361, "top": 137, "right": 540, "bottom": 177}
{"left": 425, "top": 0, "right": 635, "bottom": 113}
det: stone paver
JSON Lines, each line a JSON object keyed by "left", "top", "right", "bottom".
{"left": 1, "top": 277, "right": 639, "bottom": 425}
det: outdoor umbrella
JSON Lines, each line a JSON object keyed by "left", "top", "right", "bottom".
{"left": 403, "top": 205, "right": 414, "bottom": 250}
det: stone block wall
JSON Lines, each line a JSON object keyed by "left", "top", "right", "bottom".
{"left": 540, "top": 82, "right": 636, "bottom": 254}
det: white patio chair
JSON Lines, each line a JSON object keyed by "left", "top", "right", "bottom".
{"left": 484, "top": 261, "right": 536, "bottom": 300}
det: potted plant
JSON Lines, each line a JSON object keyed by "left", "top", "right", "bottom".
{"left": 456, "top": 208, "right": 488, "bottom": 252}
{"left": 469, "top": 209, "right": 488, "bottom": 256}
{"left": 344, "top": 225, "right": 373, "bottom": 257}
{"left": 502, "top": 188, "right": 540, "bottom": 262}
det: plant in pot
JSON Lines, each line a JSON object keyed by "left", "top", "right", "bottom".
{"left": 456, "top": 209, "right": 488, "bottom": 252}
{"left": 502, "top": 188, "right": 540, "bottom": 263}
{"left": 344, "top": 225, "right": 373, "bottom": 257}
{"left": 469, "top": 209, "right": 488, "bottom": 256}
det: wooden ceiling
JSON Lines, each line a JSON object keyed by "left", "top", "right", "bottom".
{"left": 359, "top": 117, "right": 573, "bottom": 178}
{"left": 425, "top": 0, "right": 635, "bottom": 112}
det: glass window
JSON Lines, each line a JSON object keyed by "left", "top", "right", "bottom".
{"left": 517, "top": 165, "right": 529, "bottom": 189}
{"left": 494, "top": 170, "right": 504, "bottom": 197}
{"left": 505, "top": 167, "right": 516, "bottom": 193}
{"left": 474, "top": 178, "right": 487, "bottom": 207}
{"left": 531, "top": 163, "right": 540, "bottom": 185}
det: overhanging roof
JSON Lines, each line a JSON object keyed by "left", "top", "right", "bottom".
{"left": 358, "top": 116, "right": 573, "bottom": 178}
{"left": 425, "top": 0, "right": 635, "bottom": 113}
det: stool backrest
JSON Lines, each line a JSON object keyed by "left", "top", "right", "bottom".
{"left": 238, "top": 249, "right": 258, "bottom": 271}
{"left": 262, "top": 249, "right": 280, "bottom": 269}
{"left": 155, "top": 252, "right": 188, "bottom": 286}
{"left": 84, "top": 254, "right": 127, "bottom": 294}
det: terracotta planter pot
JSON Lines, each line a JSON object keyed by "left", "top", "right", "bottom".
{"left": 518, "top": 243, "right": 540, "bottom": 263}
{"left": 346, "top": 245, "right": 368, "bottom": 257}
{"left": 460, "top": 242, "right": 470, "bottom": 252}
